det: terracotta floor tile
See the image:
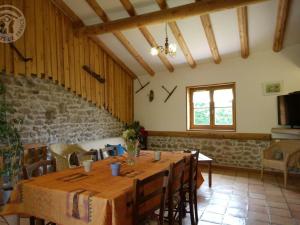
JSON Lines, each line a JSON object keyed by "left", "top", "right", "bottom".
{"left": 197, "top": 221, "right": 220, "bottom": 225}
{"left": 247, "top": 211, "right": 270, "bottom": 223}
{"left": 248, "top": 204, "right": 269, "bottom": 214}
{"left": 270, "top": 214, "right": 296, "bottom": 225}
{"left": 245, "top": 219, "right": 270, "bottom": 225}
{"left": 228, "top": 201, "right": 248, "bottom": 210}
{"left": 291, "top": 210, "right": 300, "bottom": 220}
{"left": 201, "top": 212, "right": 223, "bottom": 224}
{"left": 249, "top": 198, "right": 267, "bottom": 206}
{"left": 249, "top": 193, "right": 266, "bottom": 200}
{"left": 209, "top": 198, "right": 229, "bottom": 206}
{"left": 226, "top": 207, "right": 247, "bottom": 218}
{"left": 223, "top": 215, "right": 246, "bottom": 225}
{"left": 269, "top": 207, "right": 291, "bottom": 217}
{"left": 205, "top": 204, "right": 227, "bottom": 214}
{"left": 289, "top": 204, "right": 300, "bottom": 212}
{"left": 266, "top": 201, "right": 289, "bottom": 209}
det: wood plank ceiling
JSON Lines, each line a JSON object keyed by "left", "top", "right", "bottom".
{"left": 63, "top": 0, "right": 298, "bottom": 77}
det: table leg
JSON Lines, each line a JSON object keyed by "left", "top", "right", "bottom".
{"left": 208, "top": 162, "right": 212, "bottom": 188}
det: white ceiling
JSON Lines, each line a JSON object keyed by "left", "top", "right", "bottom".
{"left": 64, "top": 0, "right": 300, "bottom": 76}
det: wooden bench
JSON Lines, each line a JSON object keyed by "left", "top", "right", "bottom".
{"left": 198, "top": 153, "right": 213, "bottom": 187}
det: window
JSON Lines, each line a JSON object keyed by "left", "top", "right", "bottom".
{"left": 187, "top": 83, "right": 236, "bottom": 131}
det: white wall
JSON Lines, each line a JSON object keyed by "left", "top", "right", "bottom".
{"left": 134, "top": 44, "right": 300, "bottom": 133}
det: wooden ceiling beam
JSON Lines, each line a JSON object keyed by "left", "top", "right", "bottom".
{"left": 51, "top": 0, "right": 137, "bottom": 79}
{"left": 78, "top": 0, "right": 268, "bottom": 35}
{"left": 273, "top": 0, "right": 291, "bottom": 52}
{"left": 237, "top": 6, "right": 249, "bottom": 58}
{"left": 155, "top": 0, "right": 196, "bottom": 68}
{"left": 200, "top": 14, "right": 221, "bottom": 64}
{"left": 120, "top": 0, "right": 174, "bottom": 73}
{"left": 86, "top": 0, "right": 155, "bottom": 76}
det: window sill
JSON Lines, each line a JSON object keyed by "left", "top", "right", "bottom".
{"left": 188, "top": 128, "right": 236, "bottom": 132}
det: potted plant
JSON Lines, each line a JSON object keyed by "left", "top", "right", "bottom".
{"left": 0, "top": 80, "right": 23, "bottom": 205}
{"left": 124, "top": 121, "right": 148, "bottom": 152}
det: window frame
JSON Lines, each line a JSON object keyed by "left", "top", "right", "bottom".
{"left": 187, "top": 82, "right": 236, "bottom": 131}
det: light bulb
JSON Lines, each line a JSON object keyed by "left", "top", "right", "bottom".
{"left": 150, "top": 47, "right": 159, "bottom": 56}
{"left": 169, "top": 43, "right": 177, "bottom": 53}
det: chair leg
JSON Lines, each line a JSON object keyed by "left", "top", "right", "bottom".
{"left": 189, "top": 191, "right": 196, "bottom": 225}
{"left": 168, "top": 197, "right": 174, "bottom": 225}
{"left": 284, "top": 170, "right": 288, "bottom": 188}
{"left": 193, "top": 188, "right": 198, "bottom": 224}
{"left": 30, "top": 217, "right": 35, "bottom": 225}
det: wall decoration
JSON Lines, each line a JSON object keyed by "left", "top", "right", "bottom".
{"left": 148, "top": 90, "right": 154, "bottom": 102}
{"left": 161, "top": 85, "right": 177, "bottom": 103}
{"left": 136, "top": 78, "right": 150, "bottom": 94}
{"left": 262, "top": 81, "right": 283, "bottom": 95}
{"left": 82, "top": 65, "right": 105, "bottom": 83}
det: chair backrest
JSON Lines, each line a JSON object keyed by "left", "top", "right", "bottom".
{"left": 69, "top": 150, "right": 99, "bottom": 167}
{"left": 132, "top": 170, "right": 169, "bottom": 225}
{"left": 23, "top": 144, "right": 47, "bottom": 165}
{"left": 190, "top": 150, "right": 199, "bottom": 189}
{"left": 168, "top": 158, "right": 186, "bottom": 196}
{"left": 99, "top": 146, "right": 118, "bottom": 160}
{"left": 183, "top": 150, "right": 199, "bottom": 190}
{"left": 167, "top": 158, "right": 186, "bottom": 224}
{"left": 22, "top": 159, "right": 56, "bottom": 180}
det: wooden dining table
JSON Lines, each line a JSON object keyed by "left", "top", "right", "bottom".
{"left": 1, "top": 150, "right": 204, "bottom": 225}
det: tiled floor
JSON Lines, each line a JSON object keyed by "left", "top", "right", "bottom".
{"left": 182, "top": 167, "right": 300, "bottom": 225}
{"left": 2, "top": 168, "right": 300, "bottom": 225}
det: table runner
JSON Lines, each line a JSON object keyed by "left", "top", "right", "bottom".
{"left": 1, "top": 151, "right": 204, "bottom": 225}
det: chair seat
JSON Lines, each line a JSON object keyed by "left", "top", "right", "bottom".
{"left": 262, "top": 159, "right": 285, "bottom": 171}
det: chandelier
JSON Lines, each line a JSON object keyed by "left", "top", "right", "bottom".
{"left": 150, "top": 24, "right": 177, "bottom": 57}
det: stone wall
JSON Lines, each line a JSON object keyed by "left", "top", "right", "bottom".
{"left": 148, "top": 136, "right": 270, "bottom": 169}
{"left": 1, "top": 74, "right": 124, "bottom": 144}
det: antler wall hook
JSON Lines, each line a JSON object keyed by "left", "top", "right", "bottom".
{"left": 135, "top": 77, "right": 150, "bottom": 94}
{"left": 9, "top": 43, "right": 32, "bottom": 62}
{"left": 82, "top": 65, "right": 105, "bottom": 83}
{"left": 161, "top": 85, "right": 177, "bottom": 103}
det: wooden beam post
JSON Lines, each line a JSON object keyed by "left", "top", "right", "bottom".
{"left": 273, "top": 0, "right": 291, "bottom": 52}
{"left": 78, "top": 0, "right": 268, "bottom": 35}
{"left": 200, "top": 15, "right": 221, "bottom": 64}
{"left": 120, "top": 0, "right": 174, "bottom": 73}
{"left": 237, "top": 6, "right": 249, "bottom": 58}
{"left": 86, "top": 0, "right": 155, "bottom": 76}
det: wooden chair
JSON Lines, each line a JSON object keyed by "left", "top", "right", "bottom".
{"left": 261, "top": 140, "right": 300, "bottom": 187}
{"left": 68, "top": 149, "right": 99, "bottom": 167}
{"left": 166, "top": 158, "right": 186, "bottom": 225}
{"left": 22, "top": 159, "right": 57, "bottom": 225}
{"left": 99, "top": 146, "right": 118, "bottom": 159}
{"left": 132, "top": 170, "right": 169, "bottom": 225}
{"left": 182, "top": 150, "right": 200, "bottom": 225}
{"left": 23, "top": 144, "right": 48, "bottom": 165}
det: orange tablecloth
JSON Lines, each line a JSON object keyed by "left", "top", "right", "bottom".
{"left": 1, "top": 151, "right": 204, "bottom": 225}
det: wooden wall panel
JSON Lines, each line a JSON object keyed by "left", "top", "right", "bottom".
{"left": 43, "top": 0, "right": 52, "bottom": 78}
{"left": 12, "top": 0, "right": 26, "bottom": 76}
{"left": 49, "top": 2, "right": 58, "bottom": 80}
{"left": 35, "top": 0, "right": 45, "bottom": 78}
{"left": 1, "top": 0, "right": 134, "bottom": 123}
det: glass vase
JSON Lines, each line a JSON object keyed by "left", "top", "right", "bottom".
{"left": 126, "top": 140, "right": 137, "bottom": 165}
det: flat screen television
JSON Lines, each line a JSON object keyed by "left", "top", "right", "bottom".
{"left": 278, "top": 93, "right": 300, "bottom": 127}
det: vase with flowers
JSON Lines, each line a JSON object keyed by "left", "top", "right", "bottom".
{"left": 122, "top": 128, "right": 139, "bottom": 165}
